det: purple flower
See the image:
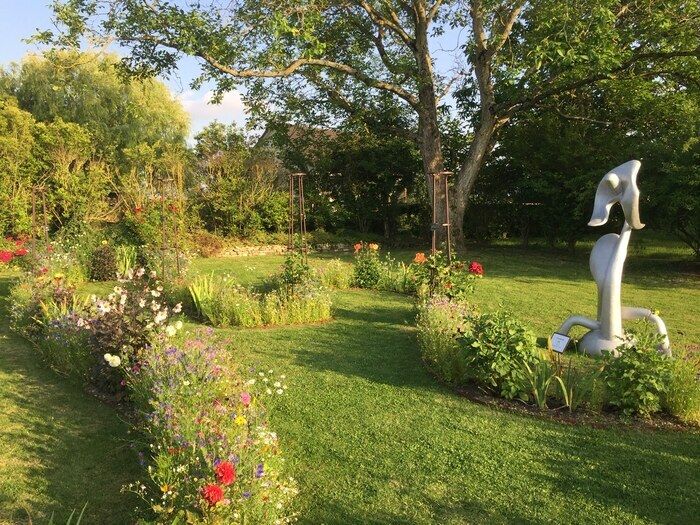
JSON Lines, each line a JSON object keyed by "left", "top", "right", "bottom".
{"left": 242, "top": 491, "right": 252, "bottom": 499}
{"left": 255, "top": 463, "right": 264, "bottom": 478}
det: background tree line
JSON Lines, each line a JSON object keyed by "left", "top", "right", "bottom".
{"left": 0, "top": 49, "right": 697, "bottom": 255}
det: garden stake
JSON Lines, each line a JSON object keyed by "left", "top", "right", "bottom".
{"left": 430, "top": 171, "right": 453, "bottom": 262}
{"left": 288, "top": 172, "right": 308, "bottom": 262}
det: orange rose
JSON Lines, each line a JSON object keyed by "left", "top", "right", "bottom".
{"left": 413, "top": 252, "right": 427, "bottom": 264}
{"left": 368, "top": 243, "right": 379, "bottom": 251}
{"left": 354, "top": 242, "right": 363, "bottom": 253}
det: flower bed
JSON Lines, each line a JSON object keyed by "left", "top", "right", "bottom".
{"left": 188, "top": 253, "right": 332, "bottom": 328}
{"left": 416, "top": 299, "right": 700, "bottom": 424}
{"left": 9, "top": 267, "right": 298, "bottom": 523}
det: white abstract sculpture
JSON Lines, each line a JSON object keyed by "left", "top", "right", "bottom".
{"left": 557, "top": 160, "right": 671, "bottom": 356}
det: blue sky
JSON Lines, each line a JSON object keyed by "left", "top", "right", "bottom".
{"left": 0, "top": 1, "right": 465, "bottom": 137}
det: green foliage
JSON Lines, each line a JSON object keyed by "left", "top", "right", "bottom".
{"left": 459, "top": 309, "right": 540, "bottom": 400}
{"left": 317, "top": 259, "right": 352, "bottom": 290}
{"left": 352, "top": 242, "right": 381, "bottom": 288}
{"left": 279, "top": 251, "right": 313, "bottom": 290}
{"left": 189, "top": 273, "right": 331, "bottom": 328}
{"left": 412, "top": 251, "right": 480, "bottom": 302}
{"left": 416, "top": 297, "right": 472, "bottom": 383}
{"left": 663, "top": 351, "right": 700, "bottom": 424}
{"left": 89, "top": 242, "right": 117, "bottom": 281}
{"left": 116, "top": 244, "right": 137, "bottom": 276}
{"left": 601, "top": 331, "right": 672, "bottom": 417}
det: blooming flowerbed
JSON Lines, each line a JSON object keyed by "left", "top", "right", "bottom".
{"left": 9, "top": 263, "right": 298, "bottom": 523}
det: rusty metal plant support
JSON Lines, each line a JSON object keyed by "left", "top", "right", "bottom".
{"left": 287, "top": 172, "right": 308, "bottom": 261}
{"left": 430, "top": 171, "right": 453, "bottom": 263}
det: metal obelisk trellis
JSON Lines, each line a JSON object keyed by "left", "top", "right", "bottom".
{"left": 430, "top": 170, "right": 453, "bottom": 263}
{"left": 288, "top": 172, "right": 308, "bottom": 262}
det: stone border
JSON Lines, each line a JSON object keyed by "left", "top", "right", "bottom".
{"left": 218, "top": 243, "right": 353, "bottom": 257}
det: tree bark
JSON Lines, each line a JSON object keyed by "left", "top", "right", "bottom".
{"left": 414, "top": 12, "right": 448, "bottom": 249}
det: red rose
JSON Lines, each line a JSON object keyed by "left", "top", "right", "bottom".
{"left": 215, "top": 461, "right": 236, "bottom": 485}
{"left": 201, "top": 484, "right": 224, "bottom": 506}
{"left": 468, "top": 261, "right": 484, "bottom": 276}
{"left": 14, "top": 248, "right": 28, "bottom": 256}
{"left": 0, "top": 251, "right": 14, "bottom": 263}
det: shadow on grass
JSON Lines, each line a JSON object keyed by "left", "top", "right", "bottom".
{"left": 0, "top": 276, "right": 140, "bottom": 524}
{"left": 522, "top": 422, "right": 700, "bottom": 524}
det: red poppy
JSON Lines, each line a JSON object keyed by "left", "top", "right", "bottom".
{"left": 468, "top": 261, "right": 484, "bottom": 276}
{"left": 215, "top": 461, "right": 236, "bottom": 485}
{"left": 201, "top": 484, "right": 224, "bottom": 506}
{"left": 0, "top": 251, "right": 13, "bottom": 263}
{"left": 14, "top": 248, "right": 28, "bottom": 256}
{"left": 353, "top": 242, "right": 363, "bottom": 253}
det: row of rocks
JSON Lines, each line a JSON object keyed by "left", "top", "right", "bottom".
{"left": 218, "top": 243, "right": 353, "bottom": 257}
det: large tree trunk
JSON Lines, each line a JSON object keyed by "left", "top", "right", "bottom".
{"left": 414, "top": 15, "right": 449, "bottom": 249}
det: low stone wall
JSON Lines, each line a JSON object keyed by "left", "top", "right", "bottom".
{"left": 218, "top": 243, "right": 353, "bottom": 257}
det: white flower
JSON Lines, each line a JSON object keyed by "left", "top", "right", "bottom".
{"left": 136, "top": 267, "right": 145, "bottom": 277}
{"left": 151, "top": 301, "right": 160, "bottom": 311}
{"left": 103, "top": 353, "right": 121, "bottom": 367}
{"left": 266, "top": 388, "right": 272, "bottom": 395}
{"left": 165, "top": 325, "right": 177, "bottom": 337}
{"left": 150, "top": 270, "right": 157, "bottom": 278}
{"left": 139, "top": 299, "right": 146, "bottom": 308}
{"left": 274, "top": 382, "right": 281, "bottom": 388}
{"left": 157, "top": 286, "right": 163, "bottom": 292}
{"left": 246, "top": 379, "right": 256, "bottom": 385}
{"left": 154, "top": 311, "right": 167, "bottom": 325}
{"left": 151, "top": 290, "right": 161, "bottom": 297}
{"left": 175, "top": 320, "right": 183, "bottom": 330}
{"left": 120, "top": 294, "right": 127, "bottom": 306}
{"left": 276, "top": 389, "right": 284, "bottom": 395}
{"left": 172, "top": 303, "right": 182, "bottom": 313}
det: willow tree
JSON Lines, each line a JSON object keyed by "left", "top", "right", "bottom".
{"left": 41, "top": 0, "right": 700, "bottom": 244}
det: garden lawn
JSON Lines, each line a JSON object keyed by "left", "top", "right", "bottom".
{"left": 188, "top": 243, "right": 699, "bottom": 524}
{"left": 1, "top": 241, "right": 698, "bottom": 524}
{"left": 0, "top": 275, "right": 140, "bottom": 525}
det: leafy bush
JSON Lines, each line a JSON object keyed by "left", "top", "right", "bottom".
{"left": 189, "top": 273, "right": 332, "bottom": 328}
{"left": 352, "top": 242, "right": 381, "bottom": 288}
{"left": 411, "top": 250, "right": 481, "bottom": 302}
{"left": 191, "top": 229, "right": 225, "bottom": 257}
{"left": 89, "top": 242, "right": 118, "bottom": 281}
{"left": 458, "top": 309, "right": 539, "bottom": 400}
{"left": 601, "top": 331, "right": 672, "bottom": 417}
{"left": 318, "top": 259, "right": 352, "bottom": 290}
{"left": 664, "top": 351, "right": 700, "bottom": 424}
{"left": 376, "top": 255, "right": 417, "bottom": 294}
{"left": 279, "top": 251, "right": 313, "bottom": 290}
{"left": 416, "top": 296, "right": 472, "bottom": 382}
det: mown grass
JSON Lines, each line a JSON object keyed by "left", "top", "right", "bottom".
{"left": 1, "top": 240, "right": 698, "bottom": 524}
{"left": 187, "top": 243, "right": 699, "bottom": 523}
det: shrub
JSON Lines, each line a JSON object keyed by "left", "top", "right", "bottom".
{"left": 376, "top": 256, "right": 417, "bottom": 294}
{"left": 601, "top": 331, "right": 672, "bottom": 417}
{"left": 663, "top": 351, "right": 700, "bottom": 424}
{"left": 318, "top": 259, "right": 352, "bottom": 290}
{"left": 458, "top": 309, "right": 539, "bottom": 400}
{"left": 90, "top": 242, "right": 118, "bottom": 281}
{"left": 416, "top": 297, "right": 472, "bottom": 383}
{"left": 411, "top": 250, "right": 481, "bottom": 302}
{"left": 279, "top": 251, "right": 313, "bottom": 291}
{"left": 352, "top": 242, "right": 381, "bottom": 288}
{"left": 192, "top": 229, "right": 225, "bottom": 258}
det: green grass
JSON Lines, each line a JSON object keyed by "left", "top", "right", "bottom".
{"left": 0, "top": 276, "right": 140, "bottom": 525}
{"left": 1, "top": 241, "right": 699, "bottom": 524}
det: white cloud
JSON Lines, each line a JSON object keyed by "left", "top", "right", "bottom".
{"left": 176, "top": 89, "right": 247, "bottom": 137}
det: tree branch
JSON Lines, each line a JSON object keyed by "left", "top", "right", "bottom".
{"left": 502, "top": 46, "right": 700, "bottom": 116}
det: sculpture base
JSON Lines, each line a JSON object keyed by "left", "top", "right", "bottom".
{"left": 579, "top": 330, "right": 623, "bottom": 356}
